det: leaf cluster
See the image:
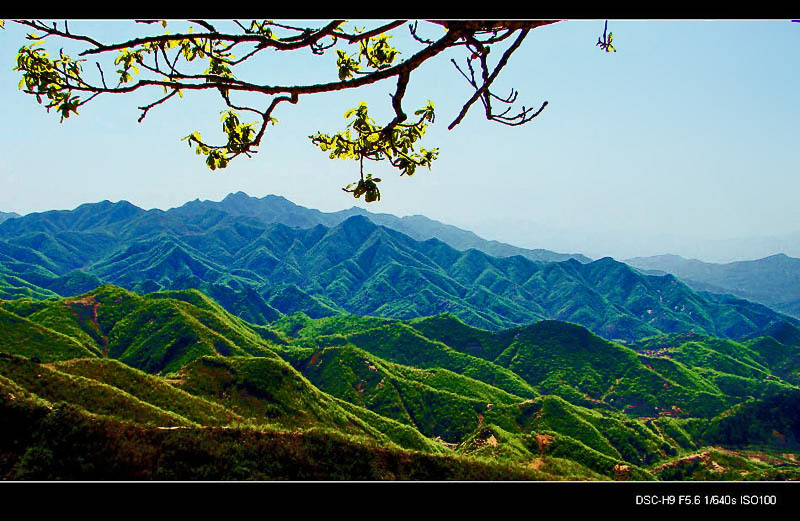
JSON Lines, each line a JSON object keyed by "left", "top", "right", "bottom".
{"left": 596, "top": 21, "right": 616, "bottom": 53}
{"left": 310, "top": 101, "right": 439, "bottom": 202}
{"left": 181, "top": 110, "right": 261, "bottom": 170}
{"left": 335, "top": 32, "right": 400, "bottom": 81}
{"left": 15, "top": 41, "right": 85, "bottom": 122}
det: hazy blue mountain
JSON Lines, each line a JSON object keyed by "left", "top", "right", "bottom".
{"left": 172, "top": 192, "right": 592, "bottom": 264}
{"left": 0, "top": 212, "right": 20, "bottom": 224}
{"left": 626, "top": 253, "right": 800, "bottom": 318}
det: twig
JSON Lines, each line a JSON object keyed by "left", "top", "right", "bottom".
{"left": 137, "top": 89, "right": 179, "bottom": 122}
{"left": 448, "top": 29, "right": 536, "bottom": 130}
{"left": 95, "top": 62, "right": 107, "bottom": 89}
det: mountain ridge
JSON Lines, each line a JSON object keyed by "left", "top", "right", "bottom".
{"left": 171, "top": 192, "right": 593, "bottom": 264}
{"left": 1, "top": 197, "right": 798, "bottom": 342}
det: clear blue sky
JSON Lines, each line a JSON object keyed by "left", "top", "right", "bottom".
{"left": 1, "top": 20, "right": 798, "bottom": 261}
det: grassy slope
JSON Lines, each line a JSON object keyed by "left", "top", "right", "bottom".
{"left": 0, "top": 380, "right": 574, "bottom": 481}
{"left": 0, "top": 306, "right": 100, "bottom": 361}
{"left": 3, "top": 285, "right": 284, "bottom": 374}
{"left": 170, "top": 355, "right": 442, "bottom": 453}
{"left": 0, "top": 354, "right": 192, "bottom": 427}
{"left": 53, "top": 358, "right": 246, "bottom": 426}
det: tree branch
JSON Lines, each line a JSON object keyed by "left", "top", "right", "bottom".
{"left": 448, "top": 28, "right": 543, "bottom": 130}
{"left": 95, "top": 62, "right": 107, "bottom": 89}
{"left": 10, "top": 19, "right": 566, "bottom": 199}
{"left": 137, "top": 89, "right": 179, "bottom": 122}
{"left": 333, "top": 20, "right": 407, "bottom": 43}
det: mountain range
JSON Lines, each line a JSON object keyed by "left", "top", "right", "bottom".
{"left": 1, "top": 284, "right": 798, "bottom": 480}
{"left": 175, "top": 192, "right": 592, "bottom": 263}
{"left": 470, "top": 218, "right": 800, "bottom": 264}
{"left": 2, "top": 193, "right": 800, "bottom": 481}
{"left": 0, "top": 195, "right": 796, "bottom": 342}
{"left": 627, "top": 253, "right": 800, "bottom": 318}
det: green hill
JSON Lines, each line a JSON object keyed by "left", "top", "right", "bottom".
{"left": 1, "top": 285, "right": 283, "bottom": 374}
{"left": 0, "top": 305, "right": 101, "bottom": 361}
{"left": 1, "top": 285, "right": 799, "bottom": 480}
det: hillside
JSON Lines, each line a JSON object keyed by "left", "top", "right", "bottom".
{"left": 0, "top": 372, "right": 562, "bottom": 480}
{"left": 1, "top": 285, "right": 283, "bottom": 373}
{"left": 1, "top": 286, "right": 799, "bottom": 480}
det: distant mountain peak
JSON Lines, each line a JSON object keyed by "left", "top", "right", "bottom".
{"left": 591, "top": 256, "right": 618, "bottom": 265}
{"left": 626, "top": 252, "right": 800, "bottom": 319}
{"left": 263, "top": 194, "right": 290, "bottom": 202}
{"left": 337, "top": 214, "right": 378, "bottom": 234}
{"left": 0, "top": 211, "right": 20, "bottom": 224}
{"left": 75, "top": 199, "right": 141, "bottom": 210}
{"left": 223, "top": 191, "right": 252, "bottom": 200}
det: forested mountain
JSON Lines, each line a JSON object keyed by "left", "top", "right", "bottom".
{"left": 0, "top": 199, "right": 796, "bottom": 342}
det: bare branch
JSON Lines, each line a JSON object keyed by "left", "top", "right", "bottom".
{"left": 267, "top": 21, "right": 325, "bottom": 34}
{"left": 489, "top": 101, "right": 548, "bottom": 126}
{"left": 250, "top": 92, "right": 299, "bottom": 150}
{"left": 409, "top": 21, "right": 434, "bottom": 45}
{"left": 137, "top": 89, "right": 179, "bottom": 122}
{"left": 380, "top": 71, "right": 411, "bottom": 151}
{"left": 95, "top": 62, "right": 107, "bottom": 89}
{"left": 472, "top": 28, "right": 516, "bottom": 45}
{"left": 448, "top": 28, "right": 546, "bottom": 130}
{"left": 451, "top": 58, "right": 476, "bottom": 87}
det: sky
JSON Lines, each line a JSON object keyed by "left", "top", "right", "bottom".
{"left": 0, "top": 19, "right": 798, "bottom": 262}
